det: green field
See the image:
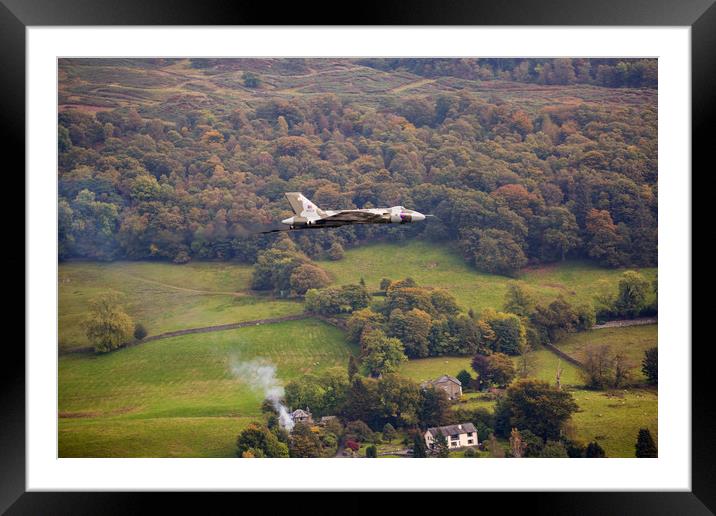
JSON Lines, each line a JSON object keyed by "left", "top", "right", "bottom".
{"left": 59, "top": 261, "right": 303, "bottom": 351}
{"left": 319, "top": 241, "right": 657, "bottom": 315}
{"left": 58, "top": 319, "right": 356, "bottom": 457}
{"left": 557, "top": 325, "right": 657, "bottom": 382}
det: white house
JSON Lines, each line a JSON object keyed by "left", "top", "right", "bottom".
{"left": 424, "top": 423, "right": 478, "bottom": 450}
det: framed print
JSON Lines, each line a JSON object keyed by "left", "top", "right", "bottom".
{"left": 6, "top": 0, "right": 708, "bottom": 512}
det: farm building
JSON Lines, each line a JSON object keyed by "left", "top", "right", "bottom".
{"left": 290, "top": 408, "right": 313, "bottom": 425}
{"left": 421, "top": 374, "right": 462, "bottom": 400}
{"left": 424, "top": 423, "right": 478, "bottom": 450}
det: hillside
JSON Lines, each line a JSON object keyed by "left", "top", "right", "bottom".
{"left": 58, "top": 58, "right": 657, "bottom": 280}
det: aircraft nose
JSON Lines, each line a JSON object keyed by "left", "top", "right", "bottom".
{"left": 413, "top": 212, "right": 426, "bottom": 222}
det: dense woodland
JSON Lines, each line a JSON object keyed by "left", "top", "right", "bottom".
{"left": 58, "top": 58, "right": 657, "bottom": 276}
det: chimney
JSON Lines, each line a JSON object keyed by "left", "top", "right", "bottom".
{"left": 458, "top": 424, "right": 462, "bottom": 430}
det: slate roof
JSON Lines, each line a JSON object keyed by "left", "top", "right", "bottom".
{"left": 427, "top": 423, "right": 476, "bottom": 438}
{"left": 291, "top": 409, "right": 311, "bottom": 418}
{"left": 433, "top": 374, "right": 461, "bottom": 386}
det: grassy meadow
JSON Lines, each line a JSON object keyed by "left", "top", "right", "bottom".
{"left": 319, "top": 240, "right": 657, "bottom": 316}
{"left": 59, "top": 261, "right": 303, "bottom": 351}
{"left": 59, "top": 319, "right": 356, "bottom": 457}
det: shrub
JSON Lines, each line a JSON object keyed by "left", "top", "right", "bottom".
{"left": 133, "top": 323, "right": 148, "bottom": 341}
{"left": 382, "top": 423, "right": 397, "bottom": 441}
{"left": 365, "top": 445, "right": 378, "bottom": 458}
{"left": 464, "top": 447, "right": 478, "bottom": 458}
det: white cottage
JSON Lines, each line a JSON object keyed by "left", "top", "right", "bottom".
{"left": 424, "top": 422, "right": 478, "bottom": 450}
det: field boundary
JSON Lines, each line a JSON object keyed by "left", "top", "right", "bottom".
{"left": 541, "top": 342, "right": 585, "bottom": 369}
{"left": 60, "top": 314, "right": 313, "bottom": 355}
{"left": 593, "top": 317, "right": 657, "bottom": 329}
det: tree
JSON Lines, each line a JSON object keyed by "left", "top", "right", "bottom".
{"left": 585, "top": 209, "right": 627, "bottom": 267}
{"left": 481, "top": 310, "right": 527, "bottom": 355}
{"left": 613, "top": 351, "right": 633, "bottom": 388}
{"left": 133, "top": 323, "right": 147, "bottom": 341}
{"left": 530, "top": 296, "right": 579, "bottom": 344}
{"left": 412, "top": 431, "right": 428, "bottom": 458}
{"left": 581, "top": 344, "right": 615, "bottom": 390}
{"left": 470, "top": 353, "right": 514, "bottom": 390}
{"left": 348, "top": 355, "right": 360, "bottom": 381}
{"left": 503, "top": 281, "right": 535, "bottom": 317}
{"left": 488, "top": 353, "right": 516, "bottom": 387}
{"left": 236, "top": 423, "right": 289, "bottom": 458}
{"left": 509, "top": 428, "right": 527, "bottom": 458}
{"left": 289, "top": 263, "right": 330, "bottom": 295}
{"left": 343, "top": 377, "right": 381, "bottom": 427}
{"left": 417, "top": 386, "right": 450, "bottom": 428}
{"left": 635, "top": 428, "right": 657, "bottom": 457}
{"left": 486, "top": 434, "right": 505, "bottom": 458}
{"left": 347, "top": 308, "right": 384, "bottom": 344}
{"left": 345, "top": 420, "right": 375, "bottom": 443}
{"left": 328, "top": 242, "right": 345, "bottom": 261}
{"left": 586, "top": 441, "right": 606, "bottom": 458}
{"left": 538, "top": 440, "right": 569, "bottom": 458}
{"left": 456, "top": 370, "right": 473, "bottom": 391}
{"left": 581, "top": 345, "right": 634, "bottom": 390}
{"left": 540, "top": 206, "right": 581, "bottom": 261}
{"left": 360, "top": 329, "right": 407, "bottom": 377}
{"left": 471, "top": 229, "right": 528, "bottom": 277}
{"left": 387, "top": 308, "right": 432, "bottom": 358}
{"left": 289, "top": 422, "right": 322, "bottom": 458}
{"left": 615, "top": 270, "right": 650, "bottom": 317}
{"left": 642, "top": 347, "right": 658, "bottom": 385}
{"left": 382, "top": 423, "right": 397, "bottom": 441}
{"left": 431, "top": 433, "right": 450, "bottom": 457}
{"left": 83, "top": 291, "right": 134, "bottom": 353}
{"left": 498, "top": 379, "right": 578, "bottom": 441}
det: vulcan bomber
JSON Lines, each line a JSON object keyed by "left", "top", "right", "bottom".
{"left": 260, "top": 192, "right": 429, "bottom": 233}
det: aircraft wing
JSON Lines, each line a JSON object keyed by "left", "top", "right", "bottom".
{"left": 320, "top": 211, "right": 387, "bottom": 223}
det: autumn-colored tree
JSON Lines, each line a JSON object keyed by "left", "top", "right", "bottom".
{"left": 83, "top": 291, "right": 134, "bottom": 353}
{"left": 585, "top": 209, "right": 628, "bottom": 267}
{"left": 289, "top": 263, "right": 330, "bottom": 295}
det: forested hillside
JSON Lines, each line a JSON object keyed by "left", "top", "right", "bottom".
{"left": 58, "top": 58, "right": 657, "bottom": 275}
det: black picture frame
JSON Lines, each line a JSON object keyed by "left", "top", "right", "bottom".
{"left": 4, "top": 0, "right": 707, "bottom": 512}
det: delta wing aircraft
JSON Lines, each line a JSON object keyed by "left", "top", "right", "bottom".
{"left": 260, "top": 192, "right": 428, "bottom": 233}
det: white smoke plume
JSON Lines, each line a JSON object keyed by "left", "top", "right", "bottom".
{"left": 229, "top": 358, "right": 294, "bottom": 431}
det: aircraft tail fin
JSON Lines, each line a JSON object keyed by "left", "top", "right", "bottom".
{"left": 285, "top": 192, "right": 325, "bottom": 217}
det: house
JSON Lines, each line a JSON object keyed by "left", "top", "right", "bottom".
{"left": 421, "top": 374, "right": 462, "bottom": 400}
{"left": 424, "top": 423, "right": 478, "bottom": 450}
{"left": 290, "top": 408, "right": 313, "bottom": 425}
